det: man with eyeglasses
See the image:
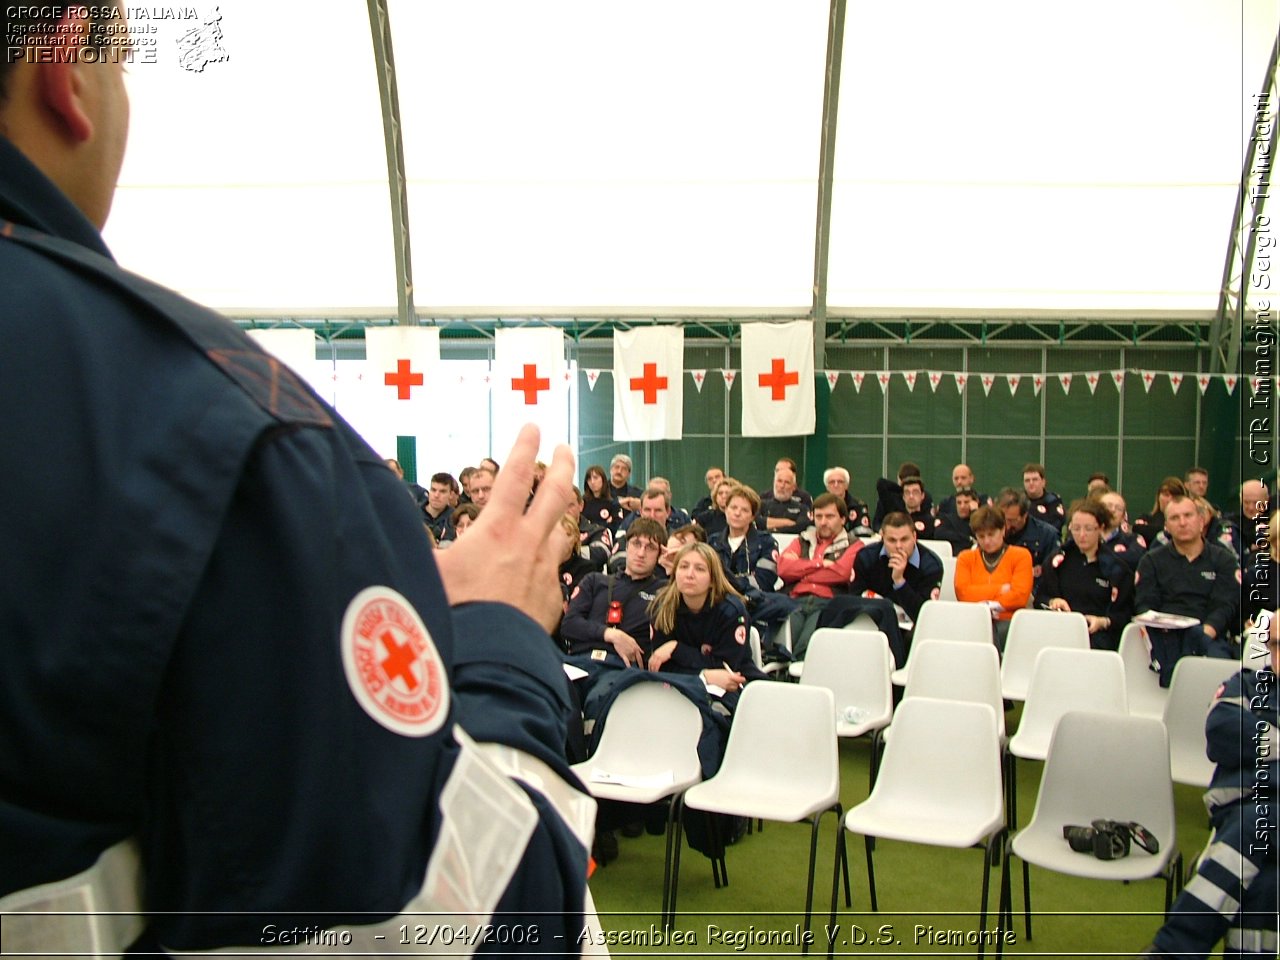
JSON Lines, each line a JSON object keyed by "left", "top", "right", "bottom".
{"left": 561, "top": 518, "right": 668, "bottom": 669}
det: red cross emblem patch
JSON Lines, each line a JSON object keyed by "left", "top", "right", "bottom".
{"left": 341, "top": 586, "right": 450, "bottom": 737}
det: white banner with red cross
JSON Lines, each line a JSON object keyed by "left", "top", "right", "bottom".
{"left": 740, "top": 320, "right": 815, "bottom": 437}
{"left": 363, "top": 326, "right": 441, "bottom": 435}
{"left": 613, "top": 326, "right": 684, "bottom": 440}
{"left": 493, "top": 327, "right": 570, "bottom": 460}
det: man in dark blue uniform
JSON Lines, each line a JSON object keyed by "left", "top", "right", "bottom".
{"left": 1022, "top": 463, "right": 1066, "bottom": 533}
{"left": 1135, "top": 495, "right": 1239, "bottom": 687}
{"left": 997, "top": 487, "right": 1061, "bottom": 596}
{"left": 1140, "top": 617, "right": 1277, "bottom": 958}
{"left": 0, "top": 9, "right": 590, "bottom": 953}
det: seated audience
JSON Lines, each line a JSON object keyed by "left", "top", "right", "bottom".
{"left": 1085, "top": 472, "right": 1111, "bottom": 496}
{"left": 561, "top": 518, "right": 668, "bottom": 670}
{"left": 1134, "top": 494, "right": 1238, "bottom": 686}
{"left": 1022, "top": 462, "right": 1065, "bottom": 532}
{"left": 934, "top": 463, "right": 986, "bottom": 520}
{"left": 647, "top": 542, "right": 763, "bottom": 695}
{"left": 758, "top": 461, "right": 812, "bottom": 534}
{"left": 936, "top": 487, "right": 979, "bottom": 553}
{"left": 609, "top": 453, "right": 644, "bottom": 514}
{"left": 693, "top": 477, "right": 735, "bottom": 538}
{"left": 996, "top": 487, "right": 1061, "bottom": 594}
{"left": 582, "top": 463, "right": 623, "bottom": 533}
{"left": 689, "top": 466, "right": 726, "bottom": 521}
{"left": 954, "top": 505, "right": 1033, "bottom": 649}
{"left": 708, "top": 483, "right": 795, "bottom": 647}
{"left": 763, "top": 457, "right": 813, "bottom": 507}
{"left": 1132, "top": 476, "right": 1186, "bottom": 546}
{"left": 467, "top": 466, "right": 496, "bottom": 508}
{"left": 823, "top": 466, "right": 873, "bottom": 535}
{"left": 874, "top": 460, "right": 935, "bottom": 527}
{"left": 817, "top": 512, "right": 944, "bottom": 667}
{"left": 1183, "top": 465, "right": 1213, "bottom": 507}
{"left": 567, "top": 485, "right": 613, "bottom": 568}
{"left": 658, "top": 523, "right": 706, "bottom": 576}
{"left": 1242, "top": 511, "right": 1278, "bottom": 630}
{"left": 1038, "top": 498, "right": 1133, "bottom": 650}
{"left": 901, "top": 475, "right": 941, "bottom": 540}
{"left": 421, "top": 472, "right": 456, "bottom": 541}
{"left": 1098, "top": 489, "right": 1147, "bottom": 570}
{"left": 1228, "top": 479, "right": 1271, "bottom": 565}
{"left": 777, "top": 493, "right": 861, "bottom": 659}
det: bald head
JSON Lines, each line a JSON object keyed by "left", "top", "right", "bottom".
{"left": 1242, "top": 480, "right": 1270, "bottom": 520}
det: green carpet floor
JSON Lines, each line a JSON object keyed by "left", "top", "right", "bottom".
{"left": 586, "top": 712, "right": 1217, "bottom": 958}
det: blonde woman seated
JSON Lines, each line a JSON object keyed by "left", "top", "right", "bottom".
{"left": 954, "top": 505, "right": 1034, "bottom": 650}
{"left": 647, "top": 542, "right": 766, "bottom": 696}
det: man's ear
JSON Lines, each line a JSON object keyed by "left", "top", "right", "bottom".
{"left": 35, "top": 14, "right": 95, "bottom": 143}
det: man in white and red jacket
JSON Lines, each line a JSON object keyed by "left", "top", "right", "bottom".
{"left": 777, "top": 493, "right": 862, "bottom": 659}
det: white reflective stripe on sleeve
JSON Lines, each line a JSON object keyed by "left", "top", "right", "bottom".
{"left": 172, "top": 726, "right": 542, "bottom": 956}
{"left": 0, "top": 839, "right": 144, "bottom": 958}
{"left": 1226, "top": 926, "right": 1279, "bottom": 953}
{"left": 471, "top": 735, "right": 597, "bottom": 854}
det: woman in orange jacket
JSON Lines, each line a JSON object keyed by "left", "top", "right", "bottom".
{"left": 954, "top": 505, "right": 1033, "bottom": 649}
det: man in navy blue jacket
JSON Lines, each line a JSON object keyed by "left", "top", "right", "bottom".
{"left": 0, "top": 9, "right": 590, "bottom": 953}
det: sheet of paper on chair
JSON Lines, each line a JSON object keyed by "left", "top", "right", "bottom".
{"left": 894, "top": 604, "right": 913, "bottom": 630}
{"left": 563, "top": 664, "right": 589, "bottom": 681}
{"left": 588, "top": 769, "right": 676, "bottom": 788}
{"left": 1133, "top": 610, "right": 1200, "bottom": 630}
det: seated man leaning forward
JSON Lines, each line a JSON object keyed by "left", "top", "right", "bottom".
{"left": 816, "top": 511, "right": 944, "bottom": 668}
{"left": 560, "top": 518, "right": 668, "bottom": 674}
{"left": 776, "top": 493, "right": 861, "bottom": 660}
{"left": 1134, "top": 493, "right": 1239, "bottom": 687}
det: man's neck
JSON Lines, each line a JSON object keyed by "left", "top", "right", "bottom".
{"left": 1172, "top": 537, "right": 1205, "bottom": 562}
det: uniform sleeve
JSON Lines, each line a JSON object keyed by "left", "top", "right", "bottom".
{"left": 558, "top": 575, "right": 608, "bottom": 646}
{"left": 1039, "top": 552, "right": 1064, "bottom": 603}
{"left": 1204, "top": 674, "right": 1256, "bottom": 771}
{"left": 895, "top": 556, "right": 943, "bottom": 622}
{"left": 751, "top": 535, "right": 782, "bottom": 593}
{"left": 1000, "top": 547, "right": 1035, "bottom": 611}
{"left": 776, "top": 537, "right": 811, "bottom": 584}
{"left": 1134, "top": 552, "right": 1160, "bottom": 614}
{"left": 1204, "top": 548, "right": 1241, "bottom": 637}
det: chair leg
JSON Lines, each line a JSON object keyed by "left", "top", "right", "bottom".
{"left": 1005, "top": 754, "right": 1018, "bottom": 834}
{"left": 803, "top": 814, "right": 823, "bottom": 955}
{"left": 827, "top": 808, "right": 847, "bottom": 960}
{"left": 1020, "top": 857, "right": 1032, "bottom": 940}
{"left": 995, "top": 840, "right": 1012, "bottom": 959}
{"left": 668, "top": 803, "right": 686, "bottom": 931}
{"left": 977, "top": 829, "right": 1004, "bottom": 959}
{"left": 863, "top": 834, "right": 878, "bottom": 912}
{"left": 661, "top": 794, "right": 684, "bottom": 932}
{"left": 868, "top": 730, "right": 883, "bottom": 791}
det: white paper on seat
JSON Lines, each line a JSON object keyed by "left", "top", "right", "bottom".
{"left": 588, "top": 769, "right": 676, "bottom": 788}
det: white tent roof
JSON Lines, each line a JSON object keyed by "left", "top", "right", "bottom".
{"left": 105, "top": 0, "right": 1280, "bottom": 315}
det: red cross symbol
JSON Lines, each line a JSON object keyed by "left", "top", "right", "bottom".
{"left": 1143, "top": 372, "right": 1155, "bottom": 388}
{"left": 758, "top": 358, "right": 799, "bottom": 400}
{"left": 511, "top": 363, "right": 551, "bottom": 405}
{"left": 379, "top": 631, "right": 419, "bottom": 691}
{"left": 630, "top": 363, "right": 669, "bottom": 404}
{"left": 385, "top": 358, "right": 424, "bottom": 400}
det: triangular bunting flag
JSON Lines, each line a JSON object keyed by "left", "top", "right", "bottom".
{"left": 1168, "top": 372, "right": 1183, "bottom": 394}
{"left": 1058, "top": 373, "right": 1072, "bottom": 394}
{"left": 927, "top": 371, "right": 943, "bottom": 392}
{"left": 1197, "top": 374, "right": 1212, "bottom": 395}
{"left": 690, "top": 369, "right": 707, "bottom": 393}
{"left": 1085, "top": 372, "right": 1100, "bottom": 395}
{"left": 584, "top": 369, "right": 602, "bottom": 391}
{"left": 1111, "top": 370, "right": 1125, "bottom": 391}
{"left": 980, "top": 374, "right": 995, "bottom": 396}
{"left": 1032, "top": 375, "right": 1044, "bottom": 396}
{"left": 722, "top": 369, "right": 737, "bottom": 390}
{"left": 902, "top": 371, "right": 918, "bottom": 392}
{"left": 1140, "top": 370, "right": 1156, "bottom": 393}
{"left": 852, "top": 371, "right": 865, "bottom": 393}
{"left": 876, "top": 372, "right": 891, "bottom": 394}
{"left": 954, "top": 373, "right": 967, "bottom": 393}
{"left": 1006, "top": 374, "right": 1020, "bottom": 395}
{"left": 825, "top": 370, "right": 841, "bottom": 392}
{"left": 1223, "top": 374, "right": 1238, "bottom": 395}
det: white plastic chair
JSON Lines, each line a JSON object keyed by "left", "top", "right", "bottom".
{"left": 798, "top": 629, "right": 894, "bottom": 786}
{"left": 1003, "top": 711, "right": 1182, "bottom": 943}
{"left": 999, "top": 609, "right": 1090, "bottom": 702}
{"left": 891, "top": 599, "right": 994, "bottom": 686}
{"left": 570, "top": 680, "right": 703, "bottom": 926}
{"left": 1119, "top": 622, "right": 1169, "bottom": 720}
{"left": 844, "top": 698, "right": 1007, "bottom": 956}
{"left": 938, "top": 556, "right": 958, "bottom": 601}
{"left": 923, "top": 538, "right": 953, "bottom": 559}
{"left": 899, "top": 639, "right": 1006, "bottom": 740}
{"left": 1006, "top": 648, "right": 1127, "bottom": 831}
{"left": 1164, "top": 655, "right": 1241, "bottom": 788}
{"left": 672, "top": 683, "right": 847, "bottom": 953}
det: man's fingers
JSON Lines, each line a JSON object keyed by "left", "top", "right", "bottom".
{"left": 480, "top": 424, "right": 541, "bottom": 523}
{"left": 524, "top": 442, "right": 576, "bottom": 535}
